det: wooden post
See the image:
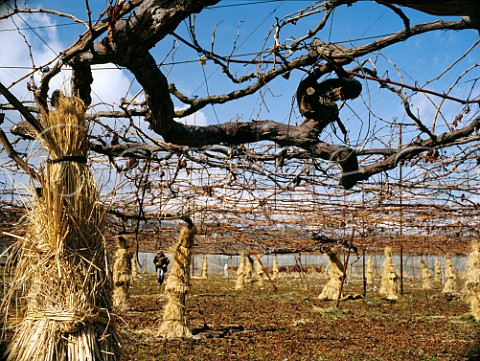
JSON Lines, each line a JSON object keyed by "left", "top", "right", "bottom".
{"left": 294, "top": 253, "right": 307, "bottom": 289}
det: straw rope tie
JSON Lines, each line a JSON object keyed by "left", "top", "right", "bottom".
{"left": 24, "top": 309, "right": 110, "bottom": 334}
{"left": 47, "top": 155, "right": 88, "bottom": 164}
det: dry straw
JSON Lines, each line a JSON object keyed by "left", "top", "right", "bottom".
{"left": 463, "top": 242, "right": 480, "bottom": 321}
{"left": 318, "top": 251, "right": 344, "bottom": 301}
{"left": 112, "top": 239, "right": 132, "bottom": 312}
{"left": 235, "top": 250, "right": 246, "bottom": 290}
{"left": 244, "top": 255, "right": 254, "bottom": 285}
{"left": 237, "top": 250, "right": 245, "bottom": 276}
{"left": 131, "top": 253, "right": 138, "bottom": 281}
{"left": 420, "top": 258, "right": 432, "bottom": 290}
{"left": 255, "top": 259, "right": 265, "bottom": 287}
{"left": 442, "top": 255, "right": 458, "bottom": 294}
{"left": 272, "top": 254, "right": 279, "bottom": 280}
{"left": 157, "top": 224, "right": 196, "bottom": 338}
{"left": 379, "top": 246, "right": 399, "bottom": 300}
{"left": 366, "top": 255, "right": 374, "bottom": 285}
{"left": 2, "top": 96, "right": 120, "bottom": 360}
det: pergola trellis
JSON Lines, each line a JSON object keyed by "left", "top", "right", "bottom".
{"left": 0, "top": 0, "right": 479, "bottom": 257}
{"left": 3, "top": 138, "right": 478, "bottom": 256}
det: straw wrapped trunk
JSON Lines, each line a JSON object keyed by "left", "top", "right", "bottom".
{"left": 244, "top": 255, "right": 254, "bottom": 285}
{"left": 272, "top": 254, "right": 279, "bottom": 280}
{"left": 237, "top": 250, "right": 245, "bottom": 276}
{"left": 420, "top": 258, "right": 432, "bottom": 290}
{"left": 157, "top": 224, "right": 196, "bottom": 338}
{"left": 131, "top": 253, "right": 138, "bottom": 281}
{"left": 112, "top": 245, "right": 132, "bottom": 313}
{"left": 366, "top": 255, "right": 374, "bottom": 285}
{"left": 379, "top": 246, "right": 399, "bottom": 300}
{"left": 235, "top": 250, "right": 246, "bottom": 290}
{"left": 442, "top": 256, "right": 458, "bottom": 293}
{"left": 318, "top": 251, "right": 345, "bottom": 301}
{"left": 463, "top": 242, "right": 480, "bottom": 320}
{"left": 255, "top": 259, "right": 265, "bottom": 287}
{"left": 3, "top": 96, "right": 120, "bottom": 360}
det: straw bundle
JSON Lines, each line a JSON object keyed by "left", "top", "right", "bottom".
{"left": 3, "top": 96, "right": 120, "bottom": 360}
{"left": 237, "top": 250, "right": 246, "bottom": 276}
{"left": 420, "top": 258, "right": 432, "bottom": 290}
{"left": 200, "top": 255, "right": 208, "bottom": 279}
{"left": 306, "top": 266, "right": 320, "bottom": 278}
{"left": 157, "top": 224, "right": 196, "bottom": 338}
{"left": 366, "top": 255, "right": 374, "bottom": 285}
{"left": 434, "top": 256, "right": 442, "bottom": 283}
{"left": 463, "top": 242, "right": 480, "bottom": 320}
{"left": 379, "top": 246, "right": 399, "bottom": 300}
{"left": 244, "top": 255, "right": 254, "bottom": 285}
{"left": 235, "top": 250, "right": 246, "bottom": 290}
{"left": 442, "top": 256, "right": 457, "bottom": 293}
{"left": 255, "top": 259, "right": 265, "bottom": 287}
{"left": 112, "top": 245, "right": 132, "bottom": 313}
{"left": 318, "top": 251, "right": 344, "bottom": 301}
{"left": 131, "top": 253, "right": 138, "bottom": 281}
{"left": 272, "top": 254, "right": 279, "bottom": 280}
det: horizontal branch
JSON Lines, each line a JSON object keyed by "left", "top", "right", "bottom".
{"left": 0, "top": 128, "right": 39, "bottom": 181}
{"left": 375, "top": 0, "right": 480, "bottom": 17}
{"left": 358, "top": 116, "right": 480, "bottom": 180}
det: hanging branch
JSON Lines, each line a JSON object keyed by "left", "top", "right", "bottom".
{"left": 0, "top": 81, "right": 43, "bottom": 135}
{"left": 0, "top": 128, "right": 39, "bottom": 181}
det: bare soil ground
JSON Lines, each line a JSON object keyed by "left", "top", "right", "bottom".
{"left": 117, "top": 273, "right": 480, "bottom": 361}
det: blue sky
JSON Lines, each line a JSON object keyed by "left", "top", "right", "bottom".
{"left": 1, "top": 1, "right": 478, "bottom": 131}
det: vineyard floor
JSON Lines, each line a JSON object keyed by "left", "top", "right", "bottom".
{"left": 117, "top": 273, "right": 480, "bottom": 361}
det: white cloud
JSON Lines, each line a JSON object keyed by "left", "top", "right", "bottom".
{"left": 176, "top": 108, "right": 208, "bottom": 126}
{"left": 0, "top": 13, "right": 64, "bottom": 92}
{"left": 0, "top": 12, "right": 134, "bottom": 107}
{"left": 90, "top": 65, "right": 134, "bottom": 107}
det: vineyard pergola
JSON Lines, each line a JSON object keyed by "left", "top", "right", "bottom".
{"left": 1, "top": 0, "right": 479, "bottom": 256}
{"left": 1, "top": 0, "right": 480, "bottom": 359}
